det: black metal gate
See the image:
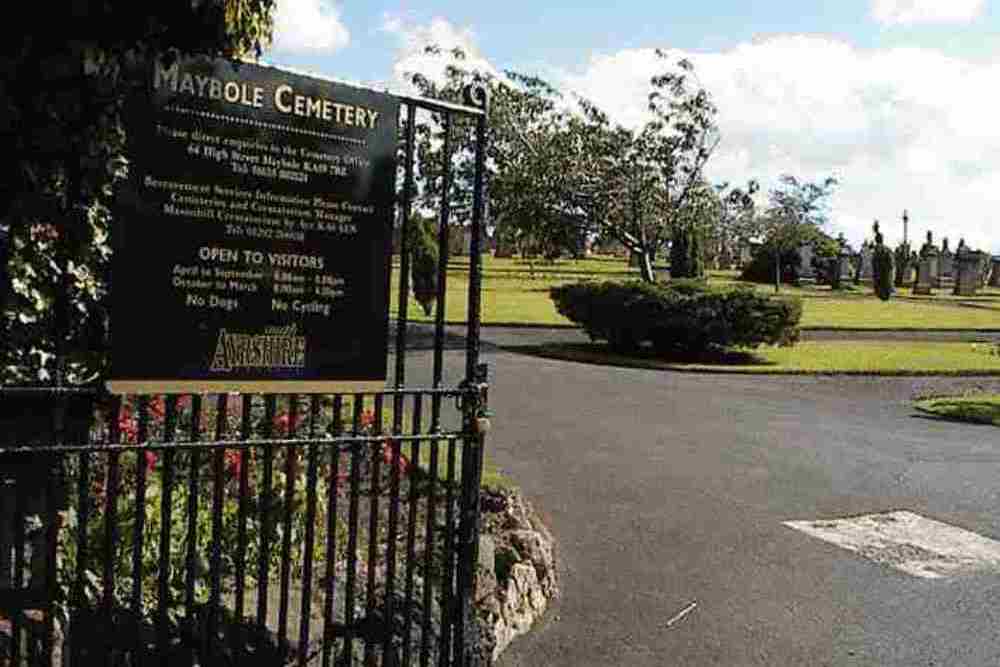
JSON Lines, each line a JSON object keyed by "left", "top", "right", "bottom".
{"left": 0, "top": 84, "right": 491, "bottom": 666}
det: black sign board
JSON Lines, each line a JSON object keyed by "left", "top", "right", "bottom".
{"left": 110, "top": 57, "right": 398, "bottom": 394}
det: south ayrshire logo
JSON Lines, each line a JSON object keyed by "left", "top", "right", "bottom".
{"left": 210, "top": 324, "right": 306, "bottom": 372}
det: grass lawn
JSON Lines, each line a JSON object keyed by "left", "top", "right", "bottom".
{"left": 513, "top": 341, "right": 1000, "bottom": 376}
{"left": 390, "top": 256, "right": 1000, "bottom": 330}
{"left": 914, "top": 394, "right": 1000, "bottom": 426}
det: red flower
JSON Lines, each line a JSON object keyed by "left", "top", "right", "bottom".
{"left": 144, "top": 450, "right": 158, "bottom": 474}
{"left": 274, "top": 412, "right": 292, "bottom": 434}
{"left": 360, "top": 410, "right": 376, "bottom": 429}
{"left": 149, "top": 397, "right": 166, "bottom": 420}
{"left": 117, "top": 409, "right": 138, "bottom": 444}
{"left": 225, "top": 450, "right": 244, "bottom": 478}
{"left": 380, "top": 440, "right": 411, "bottom": 475}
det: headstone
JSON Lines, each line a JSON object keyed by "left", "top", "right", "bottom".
{"left": 796, "top": 244, "right": 816, "bottom": 285}
{"left": 462, "top": 228, "right": 473, "bottom": 256}
{"left": 913, "top": 257, "right": 934, "bottom": 295}
{"left": 858, "top": 244, "right": 874, "bottom": 281}
{"left": 738, "top": 243, "right": 753, "bottom": 268}
{"left": 954, "top": 250, "right": 982, "bottom": 296}
{"left": 939, "top": 237, "right": 954, "bottom": 277}
{"left": 989, "top": 257, "right": 1000, "bottom": 287}
{"left": 838, "top": 252, "right": 854, "bottom": 282}
{"left": 628, "top": 251, "right": 642, "bottom": 268}
{"left": 449, "top": 225, "right": 465, "bottom": 257}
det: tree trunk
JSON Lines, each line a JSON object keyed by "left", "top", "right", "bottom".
{"left": 774, "top": 247, "right": 781, "bottom": 293}
{"left": 640, "top": 251, "right": 656, "bottom": 283}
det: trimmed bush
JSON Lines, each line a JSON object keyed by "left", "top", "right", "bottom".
{"left": 550, "top": 280, "right": 802, "bottom": 357}
{"left": 873, "top": 244, "right": 894, "bottom": 301}
{"left": 409, "top": 214, "right": 439, "bottom": 316}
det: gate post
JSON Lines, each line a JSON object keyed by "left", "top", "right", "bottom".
{"left": 456, "top": 363, "right": 489, "bottom": 667}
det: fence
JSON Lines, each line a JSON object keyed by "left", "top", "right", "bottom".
{"left": 0, "top": 82, "right": 491, "bottom": 667}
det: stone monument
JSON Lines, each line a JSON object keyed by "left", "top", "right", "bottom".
{"left": 954, "top": 244, "right": 982, "bottom": 296}
{"left": 939, "top": 237, "right": 954, "bottom": 278}
{"left": 989, "top": 256, "right": 1000, "bottom": 288}
{"left": 796, "top": 243, "right": 816, "bottom": 285}
{"left": 914, "top": 256, "right": 934, "bottom": 295}
{"left": 858, "top": 241, "right": 874, "bottom": 282}
{"left": 918, "top": 230, "right": 939, "bottom": 288}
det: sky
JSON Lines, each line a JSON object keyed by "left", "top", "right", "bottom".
{"left": 263, "top": 0, "right": 1000, "bottom": 253}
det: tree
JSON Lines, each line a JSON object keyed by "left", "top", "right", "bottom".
{"left": 404, "top": 48, "right": 586, "bottom": 263}
{"left": 569, "top": 51, "right": 721, "bottom": 282}
{"left": 751, "top": 175, "right": 839, "bottom": 292}
{"left": 408, "top": 214, "right": 439, "bottom": 316}
{"left": 2, "top": 1, "right": 276, "bottom": 384}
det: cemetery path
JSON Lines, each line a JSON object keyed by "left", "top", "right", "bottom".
{"left": 441, "top": 339, "right": 1000, "bottom": 667}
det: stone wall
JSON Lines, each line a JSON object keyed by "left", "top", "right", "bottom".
{"left": 475, "top": 487, "right": 559, "bottom": 664}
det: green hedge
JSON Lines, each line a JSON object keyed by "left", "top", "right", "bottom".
{"left": 550, "top": 279, "right": 802, "bottom": 356}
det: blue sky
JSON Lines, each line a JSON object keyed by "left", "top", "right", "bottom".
{"left": 264, "top": 1, "right": 1000, "bottom": 252}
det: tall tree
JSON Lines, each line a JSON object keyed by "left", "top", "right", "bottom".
{"left": 404, "top": 48, "right": 584, "bottom": 261}
{"left": 753, "top": 175, "right": 839, "bottom": 292}
{"left": 570, "top": 51, "right": 721, "bottom": 282}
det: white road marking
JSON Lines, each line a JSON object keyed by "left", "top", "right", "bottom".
{"left": 783, "top": 511, "right": 1000, "bottom": 579}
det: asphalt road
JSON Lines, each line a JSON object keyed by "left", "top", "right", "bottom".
{"left": 444, "top": 334, "right": 1000, "bottom": 667}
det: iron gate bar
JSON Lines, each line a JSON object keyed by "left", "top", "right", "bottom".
{"left": 321, "top": 394, "right": 344, "bottom": 667}
{"left": 420, "top": 437, "right": 440, "bottom": 667}
{"left": 279, "top": 394, "right": 300, "bottom": 647}
{"left": 364, "top": 394, "right": 384, "bottom": 665}
{"left": 433, "top": 113, "right": 454, "bottom": 389}
{"left": 157, "top": 397, "right": 177, "bottom": 656}
{"left": 298, "top": 394, "right": 322, "bottom": 667}
{"left": 257, "top": 394, "right": 277, "bottom": 631}
{"left": 185, "top": 394, "right": 204, "bottom": 645}
{"left": 402, "top": 394, "right": 423, "bottom": 667}
{"left": 341, "top": 397, "right": 364, "bottom": 664}
{"left": 130, "top": 395, "right": 149, "bottom": 638}
{"left": 395, "top": 103, "right": 418, "bottom": 389}
{"left": 235, "top": 394, "right": 252, "bottom": 623}
{"left": 209, "top": 409, "right": 227, "bottom": 656}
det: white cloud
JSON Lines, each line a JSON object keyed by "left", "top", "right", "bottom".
{"left": 558, "top": 36, "right": 1000, "bottom": 253}
{"left": 871, "top": 0, "right": 985, "bottom": 25}
{"left": 380, "top": 14, "right": 500, "bottom": 94}
{"left": 272, "top": 0, "right": 350, "bottom": 53}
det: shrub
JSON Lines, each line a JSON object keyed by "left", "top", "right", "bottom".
{"left": 409, "top": 214, "right": 439, "bottom": 316}
{"left": 550, "top": 280, "right": 801, "bottom": 357}
{"left": 873, "top": 245, "right": 894, "bottom": 301}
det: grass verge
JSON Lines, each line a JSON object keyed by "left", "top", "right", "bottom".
{"left": 509, "top": 341, "right": 1000, "bottom": 376}
{"left": 913, "top": 394, "right": 1000, "bottom": 426}
{"left": 390, "top": 256, "right": 1000, "bottom": 330}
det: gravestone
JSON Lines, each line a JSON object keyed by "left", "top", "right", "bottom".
{"left": 737, "top": 243, "right": 753, "bottom": 268}
{"left": 449, "top": 225, "right": 465, "bottom": 257}
{"left": 629, "top": 251, "right": 642, "bottom": 268}
{"left": 839, "top": 252, "right": 854, "bottom": 282}
{"left": 954, "top": 250, "right": 983, "bottom": 296}
{"left": 918, "top": 231, "right": 940, "bottom": 287}
{"left": 913, "top": 257, "right": 934, "bottom": 295}
{"left": 796, "top": 244, "right": 816, "bottom": 285}
{"left": 989, "top": 256, "right": 1000, "bottom": 288}
{"left": 462, "top": 228, "right": 473, "bottom": 256}
{"left": 939, "top": 237, "right": 954, "bottom": 277}
{"left": 858, "top": 243, "right": 874, "bottom": 281}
